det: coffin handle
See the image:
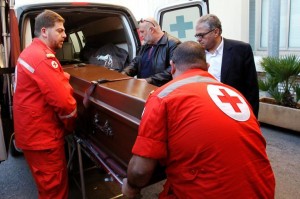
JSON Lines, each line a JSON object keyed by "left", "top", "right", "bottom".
{"left": 93, "top": 113, "right": 113, "bottom": 136}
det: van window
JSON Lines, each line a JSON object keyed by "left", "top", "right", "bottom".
{"left": 159, "top": 5, "right": 203, "bottom": 42}
{"left": 22, "top": 18, "right": 33, "bottom": 49}
{"left": 69, "top": 33, "right": 80, "bottom": 53}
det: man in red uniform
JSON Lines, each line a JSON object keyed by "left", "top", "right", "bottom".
{"left": 13, "top": 10, "right": 77, "bottom": 199}
{"left": 122, "top": 41, "right": 275, "bottom": 198}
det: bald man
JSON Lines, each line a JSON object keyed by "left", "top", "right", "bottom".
{"left": 122, "top": 17, "right": 181, "bottom": 87}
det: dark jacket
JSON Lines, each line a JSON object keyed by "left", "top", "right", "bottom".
{"left": 122, "top": 32, "right": 181, "bottom": 86}
{"left": 221, "top": 38, "right": 259, "bottom": 117}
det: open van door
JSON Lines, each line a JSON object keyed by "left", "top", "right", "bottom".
{"left": 0, "top": 0, "right": 10, "bottom": 162}
{"left": 0, "top": 0, "right": 21, "bottom": 162}
{"left": 155, "top": 0, "right": 209, "bottom": 42}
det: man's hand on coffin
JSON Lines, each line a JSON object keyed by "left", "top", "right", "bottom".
{"left": 121, "top": 178, "right": 142, "bottom": 199}
{"left": 122, "top": 155, "right": 158, "bottom": 198}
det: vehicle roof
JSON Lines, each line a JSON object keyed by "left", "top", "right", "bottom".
{"left": 14, "top": 0, "right": 135, "bottom": 21}
{"left": 14, "top": 1, "right": 138, "bottom": 33}
{"left": 15, "top": 0, "right": 121, "bottom": 8}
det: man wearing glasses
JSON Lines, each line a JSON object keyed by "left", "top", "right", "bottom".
{"left": 122, "top": 17, "right": 181, "bottom": 87}
{"left": 195, "top": 14, "right": 259, "bottom": 118}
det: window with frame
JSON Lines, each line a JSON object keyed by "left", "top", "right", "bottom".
{"left": 259, "top": 0, "right": 300, "bottom": 50}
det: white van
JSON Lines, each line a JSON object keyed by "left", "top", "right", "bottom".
{"left": 0, "top": 0, "right": 208, "bottom": 165}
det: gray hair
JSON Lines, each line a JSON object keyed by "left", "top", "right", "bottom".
{"left": 197, "top": 14, "right": 222, "bottom": 34}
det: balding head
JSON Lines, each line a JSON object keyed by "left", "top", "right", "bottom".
{"left": 139, "top": 17, "right": 158, "bottom": 29}
{"left": 138, "top": 17, "right": 163, "bottom": 44}
{"left": 171, "top": 41, "right": 208, "bottom": 77}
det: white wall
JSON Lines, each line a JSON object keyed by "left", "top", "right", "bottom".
{"left": 209, "top": 0, "right": 249, "bottom": 43}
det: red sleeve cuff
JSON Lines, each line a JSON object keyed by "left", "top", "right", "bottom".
{"left": 132, "top": 135, "right": 167, "bottom": 159}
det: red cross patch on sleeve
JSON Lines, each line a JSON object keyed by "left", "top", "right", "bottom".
{"left": 51, "top": 61, "right": 59, "bottom": 69}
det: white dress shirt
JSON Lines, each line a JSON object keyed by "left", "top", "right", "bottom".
{"left": 206, "top": 38, "right": 224, "bottom": 81}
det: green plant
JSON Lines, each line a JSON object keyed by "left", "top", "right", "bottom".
{"left": 259, "top": 55, "right": 300, "bottom": 108}
{"left": 294, "top": 85, "right": 300, "bottom": 102}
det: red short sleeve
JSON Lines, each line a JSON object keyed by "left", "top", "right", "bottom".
{"left": 132, "top": 95, "right": 168, "bottom": 159}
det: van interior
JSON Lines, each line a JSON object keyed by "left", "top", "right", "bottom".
{"left": 19, "top": 7, "right": 139, "bottom": 71}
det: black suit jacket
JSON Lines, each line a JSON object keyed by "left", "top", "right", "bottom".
{"left": 221, "top": 38, "right": 259, "bottom": 117}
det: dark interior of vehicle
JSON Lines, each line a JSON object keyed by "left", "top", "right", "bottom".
{"left": 21, "top": 8, "right": 136, "bottom": 71}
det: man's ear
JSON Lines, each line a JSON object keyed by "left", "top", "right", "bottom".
{"left": 41, "top": 27, "right": 47, "bottom": 38}
{"left": 170, "top": 60, "right": 176, "bottom": 74}
{"left": 149, "top": 26, "right": 154, "bottom": 33}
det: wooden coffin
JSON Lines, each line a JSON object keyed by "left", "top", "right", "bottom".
{"left": 64, "top": 64, "right": 164, "bottom": 184}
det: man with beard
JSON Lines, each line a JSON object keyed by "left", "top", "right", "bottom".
{"left": 13, "top": 10, "right": 77, "bottom": 199}
{"left": 122, "top": 17, "right": 181, "bottom": 87}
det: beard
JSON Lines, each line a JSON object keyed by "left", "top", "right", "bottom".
{"left": 144, "top": 34, "right": 153, "bottom": 45}
{"left": 55, "top": 41, "right": 64, "bottom": 50}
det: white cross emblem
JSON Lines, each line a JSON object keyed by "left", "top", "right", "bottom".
{"left": 207, "top": 85, "right": 251, "bottom": 121}
{"left": 51, "top": 61, "right": 58, "bottom": 69}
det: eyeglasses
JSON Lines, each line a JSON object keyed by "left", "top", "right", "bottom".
{"left": 138, "top": 18, "right": 155, "bottom": 27}
{"left": 194, "top": 28, "right": 216, "bottom": 39}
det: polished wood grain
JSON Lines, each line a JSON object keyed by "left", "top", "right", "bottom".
{"left": 63, "top": 64, "right": 165, "bottom": 183}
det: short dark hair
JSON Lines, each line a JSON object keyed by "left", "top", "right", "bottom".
{"left": 34, "top": 10, "right": 65, "bottom": 37}
{"left": 171, "top": 41, "right": 206, "bottom": 71}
